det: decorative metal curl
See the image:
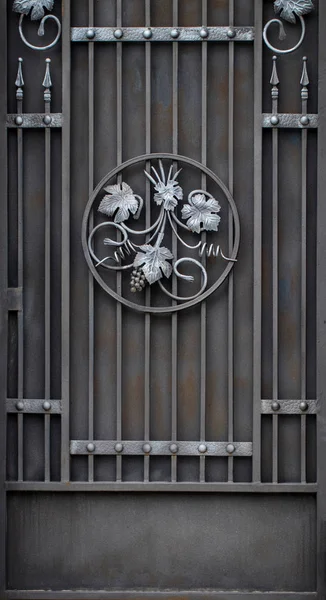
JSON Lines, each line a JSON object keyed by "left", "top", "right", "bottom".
{"left": 88, "top": 222, "right": 134, "bottom": 271}
{"left": 158, "top": 258, "right": 208, "bottom": 302}
{"left": 199, "top": 243, "right": 237, "bottom": 262}
{"left": 263, "top": 14, "right": 306, "bottom": 54}
{"left": 18, "top": 13, "right": 61, "bottom": 51}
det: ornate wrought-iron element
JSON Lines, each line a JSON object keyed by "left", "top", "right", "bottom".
{"left": 12, "top": 0, "right": 61, "bottom": 51}
{"left": 82, "top": 153, "right": 240, "bottom": 314}
{"left": 263, "top": 0, "right": 314, "bottom": 54}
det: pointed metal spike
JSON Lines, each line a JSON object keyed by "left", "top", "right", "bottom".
{"left": 300, "top": 56, "right": 309, "bottom": 87}
{"left": 270, "top": 56, "right": 279, "bottom": 86}
{"left": 167, "top": 164, "right": 173, "bottom": 183}
{"left": 144, "top": 170, "right": 157, "bottom": 186}
{"left": 15, "top": 57, "right": 24, "bottom": 88}
{"left": 42, "top": 58, "right": 52, "bottom": 89}
{"left": 159, "top": 159, "right": 166, "bottom": 184}
{"left": 172, "top": 168, "right": 182, "bottom": 181}
{"left": 151, "top": 166, "right": 161, "bottom": 183}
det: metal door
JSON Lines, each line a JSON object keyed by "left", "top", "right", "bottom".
{"left": 1, "top": 0, "right": 326, "bottom": 597}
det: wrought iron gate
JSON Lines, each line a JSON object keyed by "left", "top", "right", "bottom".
{"left": 1, "top": 0, "right": 326, "bottom": 597}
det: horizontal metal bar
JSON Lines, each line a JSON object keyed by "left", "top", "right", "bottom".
{"left": 262, "top": 113, "right": 318, "bottom": 129}
{"left": 6, "top": 398, "right": 62, "bottom": 414}
{"left": 4, "top": 592, "right": 318, "bottom": 600}
{"left": 7, "top": 113, "right": 63, "bottom": 128}
{"left": 7, "top": 287, "right": 22, "bottom": 311}
{"left": 261, "top": 399, "right": 318, "bottom": 415}
{"left": 71, "top": 26, "right": 254, "bottom": 43}
{"left": 5, "top": 481, "right": 317, "bottom": 493}
{"left": 70, "top": 440, "right": 252, "bottom": 457}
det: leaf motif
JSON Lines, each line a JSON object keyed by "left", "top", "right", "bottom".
{"left": 134, "top": 244, "right": 173, "bottom": 285}
{"left": 274, "top": 0, "right": 314, "bottom": 23}
{"left": 98, "top": 182, "right": 140, "bottom": 224}
{"left": 181, "top": 193, "right": 221, "bottom": 234}
{"left": 13, "top": 0, "right": 54, "bottom": 20}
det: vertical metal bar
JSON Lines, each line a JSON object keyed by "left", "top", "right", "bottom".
{"left": 252, "top": 0, "right": 263, "bottom": 482}
{"left": 16, "top": 60, "right": 24, "bottom": 483}
{"left": 300, "top": 58, "right": 309, "bottom": 484}
{"left": 116, "top": 0, "right": 123, "bottom": 482}
{"left": 44, "top": 60, "right": 52, "bottom": 482}
{"left": 317, "top": 3, "right": 326, "bottom": 594}
{"left": 171, "top": 0, "right": 178, "bottom": 483}
{"left": 199, "top": 0, "right": 207, "bottom": 483}
{"left": 88, "top": 0, "right": 95, "bottom": 483}
{"left": 271, "top": 56, "right": 279, "bottom": 484}
{"left": 0, "top": 2, "right": 8, "bottom": 591}
{"left": 227, "top": 0, "right": 235, "bottom": 483}
{"left": 61, "top": 0, "right": 71, "bottom": 482}
{"left": 144, "top": 0, "right": 151, "bottom": 483}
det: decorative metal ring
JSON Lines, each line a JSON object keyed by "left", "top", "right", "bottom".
{"left": 18, "top": 13, "right": 62, "bottom": 51}
{"left": 263, "top": 15, "right": 306, "bottom": 55}
{"left": 82, "top": 153, "right": 240, "bottom": 314}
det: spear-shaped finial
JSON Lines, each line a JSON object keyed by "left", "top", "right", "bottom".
{"left": 42, "top": 58, "right": 52, "bottom": 102}
{"left": 15, "top": 57, "right": 24, "bottom": 101}
{"left": 301, "top": 56, "right": 309, "bottom": 101}
{"left": 270, "top": 55, "right": 279, "bottom": 104}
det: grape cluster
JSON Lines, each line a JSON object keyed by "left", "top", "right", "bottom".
{"left": 130, "top": 267, "right": 146, "bottom": 293}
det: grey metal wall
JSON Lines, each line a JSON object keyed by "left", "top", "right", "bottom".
{"left": 1, "top": 0, "right": 325, "bottom": 597}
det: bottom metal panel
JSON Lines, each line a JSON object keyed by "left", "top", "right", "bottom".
{"left": 7, "top": 493, "right": 316, "bottom": 592}
{"left": 4, "top": 592, "right": 318, "bottom": 600}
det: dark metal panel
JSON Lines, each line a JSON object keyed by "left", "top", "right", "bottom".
{"left": 3, "top": 593, "right": 319, "bottom": 600}
{"left": 7, "top": 493, "right": 317, "bottom": 592}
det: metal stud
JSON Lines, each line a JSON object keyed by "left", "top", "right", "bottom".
{"left": 143, "top": 443, "right": 152, "bottom": 453}
{"left": 143, "top": 28, "right": 152, "bottom": 39}
{"left": 271, "top": 401, "right": 280, "bottom": 412}
{"left": 16, "top": 401, "right": 24, "bottom": 411}
{"left": 300, "top": 115, "right": 310, "bottom": 126}
{"left": 114, "top": 442, "right": 123, "bottom": 453}
{"left": 198, "top": 443, "right": 207, "bottom": 454}
{"left": 114, "top": 28, "right": 123, "bottom": 39}
{"left": 227, "top": 28, "right": 236, "bottom": 38}
{"left": 270, "top": 115, "right": 279, "bottom": 126}
{"left": 199, "top": 27, "right": 209, "bottom": 39}
{"left": 226, "top": 443, "right": 235, "bottom": 455}
{"left": 169, "top": 443, "right": 178, "bottom": 454}
{"left": 43, "top": 115, "right": 52, "bottom": 126}
{"left": 86, "top": 442, "right": 95, "bottom": 452}
{"left": 86, "top": 28, "right": 95, "bottom": 39}
{"left": 15, "top": 115, "right": 23, "bottom": 126}
{"left": 300, "top": 401, "right": 309, "bottom": 412}
{"left": 170, "top": 28, "right": 180, "bottom": 39}
{"left": 43, "top": 401, "right": 51, "bottom": 411}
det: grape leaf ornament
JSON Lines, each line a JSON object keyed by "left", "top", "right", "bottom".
{"left": 181, "top": 192, "right": 221, "bottom": 234}
{"left": 98, "top": 183, "right": 141, "bottom": 224}
{"left": 12, "top": 0, "right": 54, "bottom": 20}
{"left": 274, "top": 0, "right": 314, "bottom": 23}
{"left": 134, "top": 244, "right": 173, "bottom": 285}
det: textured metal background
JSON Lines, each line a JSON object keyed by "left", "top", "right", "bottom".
{"left": 0, "top": 0, "right": 325, "bottom": 597}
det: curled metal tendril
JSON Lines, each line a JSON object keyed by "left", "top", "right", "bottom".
{"left": 263, "top": 14, "right": 306, "bottom": 54}
{"left": 158, "top": 258, "right": 208, "bottom": 302}
{"left": 18, "top": 13, "right": 61, "bottom": 50}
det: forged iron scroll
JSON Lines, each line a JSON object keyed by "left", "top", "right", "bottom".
{"left": 12, "top": 0, "right": 61, "bottom": 51}
{"left": 263, "top": 0, "right": 314, "bottom": 54}
{"left": 82, "top": 153, "right": 240, "bottom": 314}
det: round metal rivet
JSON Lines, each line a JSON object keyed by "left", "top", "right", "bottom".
{"left": 16, "top": 401, "right": 24, "bottom": 411}
{"left": 86, "top": 28, "right": 95, "bottom": 39}
{"left": 300, "top": 115, "right": 310, "bottom": 126}
{"left": 170, "top": 28, "right": 180, "bottom": 39}
{"left": 143, "top": 28, "right": 152, "bottom": 39}
{"left": 114, "top": 442, "right": 123, "bottom": 453}
{"left": 271, "top": 115, "right": 279, "bottom": 126}
{"left": 43, "top": 115, "right": 52, "bottom": 125}
{"left": 226, "top": 443, "right": 235, "bottom": 455}
{"left": 114, "top": 28, "right": 123, "bottom": 39}
{"left": 200, "top": 27, "right": 209, "bottom": 39}
{"left": 198, "top": 443, "right": 207, "bottom": 454}
{"left": 43, "top": 401, "right": 51, "bottom": 411}
{"left": 86, "top": 442, "right": 95, "bottom": 452}
{"left": 143, "top": 443, "right": 152, "bottom": 453}
{"left": 169, "top": 443, "right": 178, "bottom": 454}
{"left": 271, "top": 401, "right": 280, "bottom": 412}
{"left": 227, "top": 28, "right": 236, "bottom": 38}
{"left": 15, "top": 116, "right": 23, "bottom": 126}
{"left": 300, "top": 401, "right": 308, "bottom": 412}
